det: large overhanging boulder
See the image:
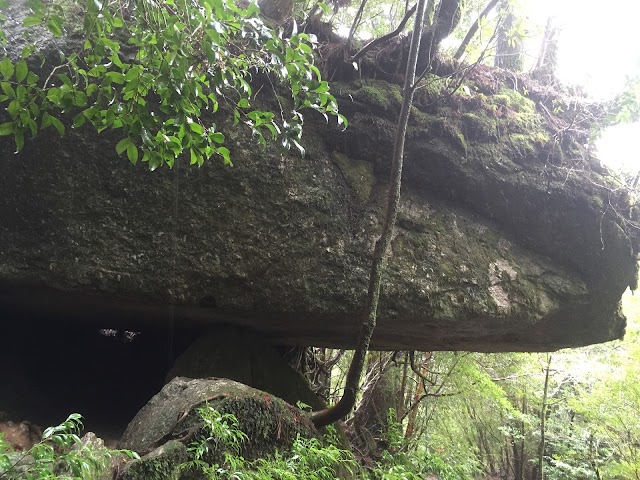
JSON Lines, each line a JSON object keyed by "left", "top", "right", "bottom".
{"left": 0, "top": 6, "right": 638, "bottom": 352}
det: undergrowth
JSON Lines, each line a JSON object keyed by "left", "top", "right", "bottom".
{"left": 0, "top": 406, "right": 471, "bottom": 479}
{"left": 180, "top": 404, "right": 358, "bottom": 479}
{"left": 0, "top": 413, "right": 138, "bottom": 480}
{"left": 184, "top": 404, "right": 474, "bottom": 479}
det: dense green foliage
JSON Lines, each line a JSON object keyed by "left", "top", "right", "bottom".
{"left": 180, "top": 404, "right": 357, "bottom": 479}
{"left": 0, "top": 0, "right": 345, "bottom": 168}
{"left": 310, "top": 292, "right": 640, "bottom": 479}
{"left": 178, "top": 404, "right": 478, "bottom": 479}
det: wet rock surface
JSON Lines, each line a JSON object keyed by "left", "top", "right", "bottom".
{"left": 0, "top": 3, "right": 638, "bottom": 352}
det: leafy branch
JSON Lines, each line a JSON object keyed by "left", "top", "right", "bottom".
{"left": 0, "top": 0, "right": 347, "bottom": 168}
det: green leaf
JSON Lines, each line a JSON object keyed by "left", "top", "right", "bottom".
{"left": 16, "top": 85, "right": 27, "bottom": 101}
{"left": 217, "top": 146, "right": 231, "bottom": 165}
{"left": 190, "top": 148, "right": 197, "bottom": 165}
{"left": 41, "top": 112, "right": 52, "bottom": 129}
{"left": 210, "top": 132, "right": 224, "bottom": 144}
{"left": 104, "top": 72, "right": 126, "bottom": 84}
{"left": 26, "top": 71, "right": 39, "bottom": 85}
{"left": 237, "top": 98, "right": 250, "bottom": 109}
{"left": 1, "top": 82, "right": 15, "bottom": 98}
{"left": 298, "top": 43, "right": 312, "bottom": 56}
{"left": 46, "top": 87, "right": 61, "bottom": 104}
{"left": 189, "top": 122, "right": 204, "bottom": 135}
{"left": 26, "top": 117, "right": 37, "bottom": 137}
{"left": 14, "top": 128, "right": 24, "bottom": 152}
{"left": 7, "top": 100, "right": 20, "bottom": 116}
{"left": 46, "top": 15, "right": 64, "bottom": 36}
{"left": 57, "top": 74, "right": 73, "bottom": 88}
{"left": 314, "top": 81, "right": 329, "bottom": 93}
{"left": 127, "top": 143, "right": 139, "bottom": 165}
{"left": 0, "top": 57, "right": 13, "bottom": 80}
{"left": 0, "top": 122, "right": 13, "bottom": 136}
{"left": 72, "top": 112, "right": 86, "bottom": 128}
{"left": 116, "top": 137, "right": 132, "bottom": 155}
{"left": 49, "top": 116, "right": 65, "bottom": 136}
{"left": 15, "top": 60, "right": 28, "bottom": 83}
{"left": 23, "top": 16, "right": 43, "bottom": 27}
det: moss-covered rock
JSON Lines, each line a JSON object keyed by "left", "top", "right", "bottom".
{"left": 0, "top": 6, "right": 637, "bottom": 352}
{"left": 120, "top": 441, "right": 188, "bottom": 480}
{"left": 331, "top": 151, "right": 375, "bottom": 203}
{"left": 349, "top": 80, "right": 403, "bottom": 113}
{"left": 120, "top": 378, "right": 317, "bottom": 462}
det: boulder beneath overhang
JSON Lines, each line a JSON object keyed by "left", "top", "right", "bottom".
{"left": 0, "top": 12, "right": 637, "bottom": 352}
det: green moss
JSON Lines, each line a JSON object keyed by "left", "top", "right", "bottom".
{"left": 50, "top": 0, "right": 96, "bottom": 37}
{"left": 509, "top": 133, "right": 537, "bottom": 159}
{"left": 331, "top": 151, "right": 375, "bottom": 203}
{"left": 409, "top": 108, "right": 443, "bottom": 134}
{"left": 396, "top": 211, "right": 430, "bottom": 233}
{"left": 353, "top": 80, "right": 403, "bottom": 112}
{"left": 121, "top": 441, "right": 188, "bottom": 480}
{"left": 490, "top": 88, "right": 536, "bottom": 113}
{"left": 454, "top": 131, "right": 467, "bottom": 154}
{"left": 416, "top": 73, "right": 447, "bottom": 98}
{"left": 461, "top": 112, "right": 498, "bottom": 141}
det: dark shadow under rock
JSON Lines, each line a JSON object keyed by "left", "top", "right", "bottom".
{"left": 167, "top": 325, "right": 325, "bottom": 411}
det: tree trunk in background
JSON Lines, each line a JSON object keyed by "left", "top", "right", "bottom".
{"left": 416, "top": 0, "right": 462, "bottom": 72}
{"left": 504, "top": 441, "right": 512, "bottom": 479}
{"left": 404, "top": 353, "right": 430, "bottom": 442}
{"left": 317, "top": 348, "right": 330, "bottom": 401}
{"left": 351, "top": 354, "right": 400, "bottom": 456}
{"left": 453, "top": 0, "right": 500, "bottom": 61}
{"left": 494, "top": 11, "right": 523, "bottom": 71}
{"left": 511, "top": 394, "right": 527, "bottom": 480}
{"left": 532, "top": 17, "right": 559, "bottom": 83}
{"left": 399, "top": 352, "right": 409, "bottom": 414}
{"left": 538, "top": 355, "right": 552, "bottom": 480}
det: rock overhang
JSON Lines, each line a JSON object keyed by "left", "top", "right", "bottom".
{"left": 0, "top": 7, "right": 638, "bottom": 352}
{"left": 0, "top": 100, "right": 635, "bottom": 352}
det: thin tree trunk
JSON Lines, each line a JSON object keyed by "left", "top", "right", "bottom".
{"left": 453, "top": 0, "right": 500, "bottom": 61}
{"left": 520, "top": 395, "right": 527, "bottom": 480}
{"left": 404, "top": 355, "right": 429, "bottom": 441}
{"left": 346, "top": 0, "right": 368, "bottom": 51}
{"left": 535, "top": 17, "right": 554, "bottom": 70}
{"left": 537, "top": 354, "right": 552, "bottom": 480}
{"left": 399, "top": 351, "right": 409, "bottom": 415}
{"left": 532, "top": 16, "right": 559, "bottom": 82}
{"left": 310, "top": 0, "right": 429, "bottom": 428}
{"left": 494, "top": 11, "right": 523, "bottom": 71}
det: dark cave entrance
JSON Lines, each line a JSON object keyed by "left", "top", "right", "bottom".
{"left": 0, "top": 307, "right": 199, "bottom": 443}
